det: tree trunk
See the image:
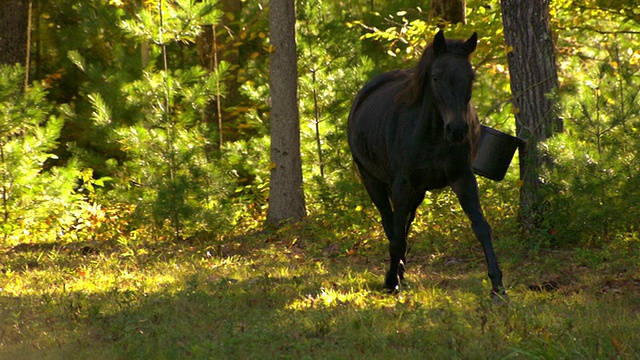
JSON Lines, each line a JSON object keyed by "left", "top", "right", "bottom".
{"left": 500, "top": 0, "right": 561, "bottom": 232}
{"left": 429, "top": 0, "right": 466, "bottom": 24}
{"left": 266, "top": 0, "right": 306, "bottom": 226}
{"left": 0, "top": 0, "right": 30, "bottom": 66}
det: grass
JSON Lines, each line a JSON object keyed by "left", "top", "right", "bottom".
{"left": 1, "top": 214, "right": 639, "bottom": 359}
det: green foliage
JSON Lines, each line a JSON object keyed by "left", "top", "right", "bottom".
{"left": 0, "top": 64, "right": 82, "bottom": 243}
{"left": 221, "top": 136, "right": 271, "bottom": 227}
{"left": 286, "top": 0, "right": 375, "bottom": 222}
{"left": 103, "top": 2, "right": 230, "bottom": 240}
{"left": 33, "top": 0, "right": 234, "bottom": 242}
{"left": 121, "top": 0, "right": 222, "bottom": 45}
{"left": 541, "top": 35, "right": 640, "bottom": 244}
{"left": 18, "top": 0, "right": 640, "bottom": 248}
{"left": 40, "top": 1, "right": 146, "bottom": 172}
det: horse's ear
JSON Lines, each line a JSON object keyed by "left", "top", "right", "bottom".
{"left": 463, "top": 32, "right": 478, "bottom": 55}
{"left": 433, "top": 30, "right": 446, "bottom": 55}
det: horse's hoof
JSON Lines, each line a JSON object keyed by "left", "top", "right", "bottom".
{"left": 384, "top": 281, "right": 400, "bottom": 295}
{"left": 491, "top": 290, "right": 509, "bottom": 306}
{"left": 383, "top": 275, "right": 400, "bottom": 294}
{"left": 384, "top": 284, "right": 400, "bottom": 294}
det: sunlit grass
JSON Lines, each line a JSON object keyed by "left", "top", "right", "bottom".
{"left": 1, "top": 219, "right": 639, "bottom": 359}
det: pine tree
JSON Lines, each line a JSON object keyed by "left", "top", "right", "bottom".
{"left": 0, "top": 64, "right": 81, "bottom": 242}
{"left": 101, "top": 0, "right": 229, "bottom": 239}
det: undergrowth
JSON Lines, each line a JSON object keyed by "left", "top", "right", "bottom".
{"left": 1, "top": 214, "right": 638, "bottom": 359}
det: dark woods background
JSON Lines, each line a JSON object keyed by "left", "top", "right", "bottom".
{"left": 1, "top": 0, "right": 639, "bottom": 250}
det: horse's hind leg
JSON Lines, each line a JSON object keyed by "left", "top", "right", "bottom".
{"left": 356, "top": 166, "right": 394, "bottom": 242}
{"left": 355, "top": 165, "right": 404, "bottom": 290}
{"left": 451, "top": 173, "right": 506, "bottom": 299}
{"left": 399, "top": 192, "right": 425, "bottom": 283}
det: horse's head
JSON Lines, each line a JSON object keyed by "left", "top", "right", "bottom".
{"left": 429, "top": 31, "right": 477, "bottom": 143}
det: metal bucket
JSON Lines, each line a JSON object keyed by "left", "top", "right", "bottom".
{"left": 472, "top": 125, "right": 526, "bottom": 181}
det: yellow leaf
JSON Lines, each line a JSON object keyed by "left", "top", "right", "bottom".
{"left": 258, "top": 32, "right": 266, "bottom": 39}
{"left": 611, "top": 336, "right": 628, "bottom": 357}
{"left": 268, "top": 44, "right": 276, "bottom": 53}
{"left": 355, "top": 205, "right": 363, "bottom": 212}
{"left": 505, "top": 45, "right": 514, "bottom": 55}
{"left": 250, "top": 52, "right": 260, "bottom": 59}
{"left": 269, "top": 162, "right": 277, "bottom": 170}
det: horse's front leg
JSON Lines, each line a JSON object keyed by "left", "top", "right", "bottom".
{"left": 451, "top": 173, "right": 506, "bottom": 300}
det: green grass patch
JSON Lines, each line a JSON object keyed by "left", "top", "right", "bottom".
{"left": 1, "top": 220, "right": 639, "bottom": 359}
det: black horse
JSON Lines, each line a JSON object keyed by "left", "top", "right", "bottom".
{"left": 348, "top": 31, "right": 506, "bottom": 298}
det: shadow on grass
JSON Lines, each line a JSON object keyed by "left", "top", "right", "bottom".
{"left": 1, "top": 222, "right": 639, "bottom": 359}
{"left": 0, "top": 235, "right": 503, "bottom": 359}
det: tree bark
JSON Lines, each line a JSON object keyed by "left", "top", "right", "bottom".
{"left": 266, "top": 0, "right": 306, "bottom": 226}
{"left": 500, "top": 0, "right": 561, "bottom": 232}
{"left": 429, "top": 0, "right": 466, "bottom": 24}
{"left": 0, "top": 0, "right": 30, "bottom": 66}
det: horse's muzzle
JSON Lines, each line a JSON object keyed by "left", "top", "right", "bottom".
{"left": 445, "top": 122, "right": 469, "bottom": 142}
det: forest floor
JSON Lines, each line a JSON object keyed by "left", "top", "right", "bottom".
{"left": 1, "top": 217, "right": 639, "bottom": 359}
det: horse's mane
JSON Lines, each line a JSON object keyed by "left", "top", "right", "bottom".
{"left": 398, "top": 38, "right": 471, "bottom": 105}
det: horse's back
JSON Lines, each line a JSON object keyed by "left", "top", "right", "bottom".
{"left": 348, "top": 70, "right": 409, "bottom": 183}
{"left": 348, "top": 70, "right": 408, "bottom": 121}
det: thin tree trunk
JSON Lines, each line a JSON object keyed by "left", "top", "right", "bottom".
{"left": 266, "top": 0, "right": 306, "bottom": 226}
{"left": 196, "top": 0, "right": 242, "bottom": 146}
{"left": 501, "top": 0, "right": 561, "bottom": 232}
{"left": 429, "top": 0, "right": 466, "bottom": 24}
{"left": 0, "top": 0, "right": 30, "bottom": 66}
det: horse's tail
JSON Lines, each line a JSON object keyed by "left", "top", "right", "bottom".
{"left": 348, "top": 70, "right": 407, "bottom": 122}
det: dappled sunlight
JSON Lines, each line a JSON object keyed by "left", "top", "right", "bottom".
{"left": 286, "top": 287, "right": 379, "bottom": 310}
{"left": 0, "top": 0, "right": 639, "bottom": 357}
{"left": 1, "top": 226, "right": 639, "bottom": 358}
{"left": 1, "top": 252, "right": 257, "bottom": 300}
